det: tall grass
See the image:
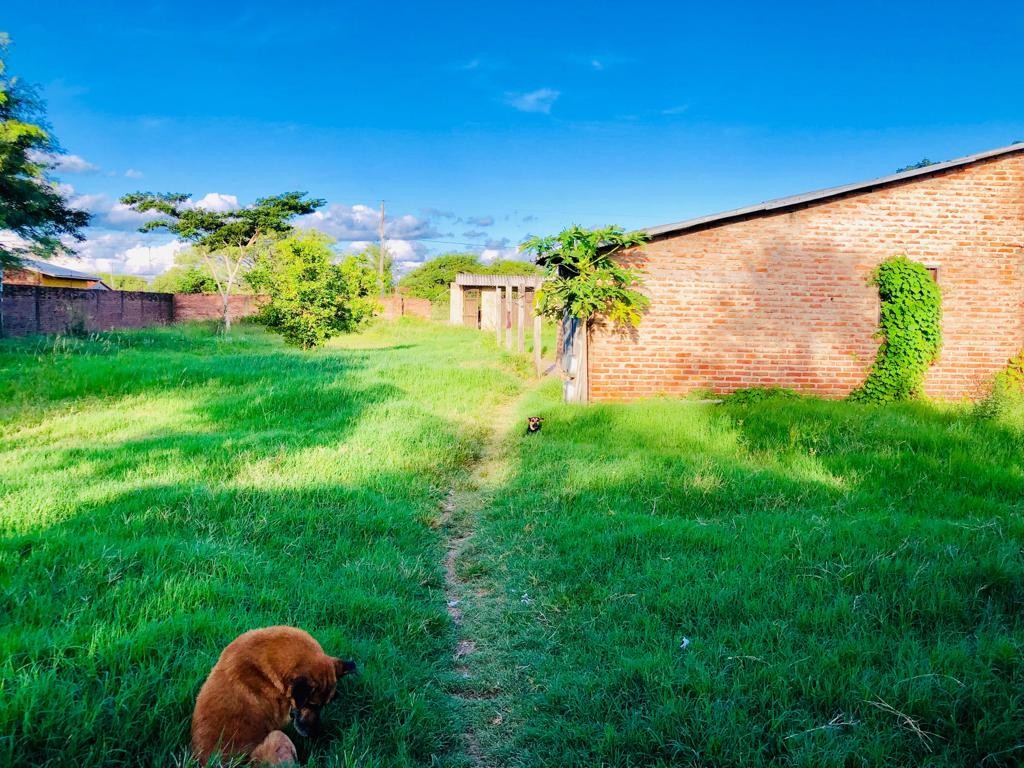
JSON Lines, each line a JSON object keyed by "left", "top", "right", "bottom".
{"left": 461, "top": 384, "right": 1024, "bottom": 767}
{"left": 4, "top": 320, "right": 1022, "bottom": 767}
{"left": 0, "top": 320, "right": 525, "bottom": 767}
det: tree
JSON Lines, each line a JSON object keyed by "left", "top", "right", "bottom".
{"left": 485, "top": 259, "right": 543, "bottom": 277}
{"left": 0, "top": 34, "right": 90, "bottom": 269}
{"left": 97, "top": 273, "right": 147, "bottom": 291}
{"left": 354, "top": 243, "right": 394, "bottom": 295}
{"left": 523, "top": 225, "right": 650, "bottom": 328}
{"left": 397, "top": 254, "right": 541, "bottom": 302}
{"left": 247, "top": 231, "right": 378, "bottom": 348}
{"left": 120, "top": 190, "right": 324, "bottom": 331}
{"left": 149, "top": 264, "right": 218, "bottom": 294}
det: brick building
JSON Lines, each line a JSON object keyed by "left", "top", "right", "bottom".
{"left": 579, "top": 143, "right": 1024, "bottom": 402}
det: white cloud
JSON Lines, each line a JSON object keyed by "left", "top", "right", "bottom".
{"left": 124, "top": 168, "right": 144, "bottom": 179}
{"left": 30, "top": 152, "right": 100, "bottom": 174}
{"left": 505, "top": 88, "right": 560, "bottom": 114}
{"left": 344, "top": 238, "right": 430, "bottom": 276}
{"left": 192, "top": 192, "right": 240, "bottom": 212}
{"left": 465, "top": 215, "right": 494, "bottom": 227}
{"left": 54, "top": 233, "right": 187, "bottom": 277}
{"left": 300, "top": 203, "right": 439, "bottom": 241}
{"left": 661, "top": 104, "right": 689, "bottom": 115}
{"left": 591, "top": 59, "right": 604, "bottom": 71}
{"left": 64, "top": 189, "right": 161, "bottom": 231}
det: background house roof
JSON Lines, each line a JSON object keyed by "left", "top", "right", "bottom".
{"left": 644, "top": 143, "right": 1024, "bottom": 239}
{"left": 16, "top": 258, "right": 104, "bottom": 282}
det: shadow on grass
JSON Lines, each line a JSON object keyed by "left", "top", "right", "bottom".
{"left": 459, "top": 392, "right": 1024, "bottom": 768}
{"left": 0, "top": 323, "right": 517, "bottom": 767}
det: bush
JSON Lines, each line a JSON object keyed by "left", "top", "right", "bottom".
{"left": 249, "top": 232, "right": 379, "bottom": 348}
{"left": 850, "top": 256, "right": 942, "bottom": 403}
{"left": 976, "top": 351, "right": 1024, "bottom": 420}
{"left": 149, "top": 266, "right": 217, "bottom": 294}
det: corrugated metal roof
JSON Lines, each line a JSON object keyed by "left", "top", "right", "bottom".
{"left": 644, "top": 142, "right": 1024, "bottom": 239}
{"left": 454, "top": 273, "right": 545, "bottom": 288}
{"left": 17, "top": 258, "right": 103, "bottom": 282}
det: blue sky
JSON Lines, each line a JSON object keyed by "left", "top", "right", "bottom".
{"left": 6, "top": 1, "right": 1023, "bottom": 276}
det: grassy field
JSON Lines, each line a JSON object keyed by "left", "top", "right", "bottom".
{"left": 0, "top": 320, "right": 527, "bottom": 767}
{"left": 2, "top": 319, "right": 1022, "bottom": 767}
{"left": 463, "top": 383, "right": 1024, "bottom": 767}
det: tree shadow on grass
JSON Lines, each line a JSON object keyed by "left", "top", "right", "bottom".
{"left": 460, "top": 396, "right": 1024, "bottom": 768}
{"left": 0, "top": 471, "right": 468, "bottom": 768}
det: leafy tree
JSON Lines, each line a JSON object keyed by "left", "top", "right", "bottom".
{"left": 398, "top": 254, "right": 483, "bottom": 302}
{"left": 485, "top": 259, "right": 543, "bottom": 276}
{"left": 523, "top": 225, "right": 650, "bottom": 328}
{"left": 120, "top": 190, "right": 324, "bottom": 330}
{"left": 0, "top": 34, "right": 90, "bottom": 269}
{"left": 248, "top": 231, "right": 378, "bottom": 348}
{"left": 97, "top": 272, "right": 147, "bottom": 291}
{"left": 353, "top": 243, "right": 394, "bottom": 295}
{"left": 398, "top": 253, "right": 541, "bottom": 302}
{"left": 148, "top": 265, "right": 217, "bottom": 294}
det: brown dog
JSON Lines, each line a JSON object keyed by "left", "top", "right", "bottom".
{"left": 191, "top": 626, "right": 356, "bottom": 766}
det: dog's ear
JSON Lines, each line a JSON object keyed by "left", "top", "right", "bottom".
{"left": 334, "top": 658, "right": 357, "bottom": 677}
{"left": 289, "top": 675, "right": 313, "bottom": 707}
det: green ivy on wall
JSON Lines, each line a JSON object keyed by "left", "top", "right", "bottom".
{"left": 850, "top": 256, "right": 942, "bottom": 403}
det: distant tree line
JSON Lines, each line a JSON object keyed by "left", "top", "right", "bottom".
{"left": 397, "top": 253, "right": 542, "bottom": 303}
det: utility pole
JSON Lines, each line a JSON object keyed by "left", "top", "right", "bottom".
{"left": 377, "top": 200, "right": 387, "bottom": 297}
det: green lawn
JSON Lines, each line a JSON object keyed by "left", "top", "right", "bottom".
{"left": 2, "top": 320, "right": 1022, "bottom": 767}
{"left": 0, "top": 320, "right": 526, "bottom": 767}
{"left": 462, "top": 383, "right": 1024, "bottom": 767}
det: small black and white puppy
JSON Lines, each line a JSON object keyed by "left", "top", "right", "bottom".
{"left": 526, "top": 416, "right": 544, "bottom": 434}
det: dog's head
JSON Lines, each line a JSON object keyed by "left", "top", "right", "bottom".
{"left": 526, "top": 416, "right": 544, "bottom": 433}
{"left": 287, "top": 657, "right": 357, "bottom": 737}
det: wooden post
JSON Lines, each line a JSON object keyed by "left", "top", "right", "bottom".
{"left": 533, "top": 304, "right": 542, "bottom": 374}
{"left": 504, "top": 285, "right": 513, "bottom": 351}
{"left": 517, "top": 286, "right": 526, "bottom": 353}
{"left": 449, "top": 282, "right": 464, "bottom": 325}
{"left": 491, "top": 286, "right": 499, "bottom": 344}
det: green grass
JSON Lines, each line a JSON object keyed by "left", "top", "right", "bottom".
{"left": 461, "top": 385, "right": 1024, "bottom": 767}
{"left": 2, "top": 320, "right": 1022, "bottom": 767}
{"left": 0, "top": 320, "right": 527, "bottom": 767}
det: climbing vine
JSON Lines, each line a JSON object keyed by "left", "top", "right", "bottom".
{"left": 850, "top": 256, "right": 942, "bottom": 403}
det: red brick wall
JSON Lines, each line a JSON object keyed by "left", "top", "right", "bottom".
{"left": 378, "top": 294, "right": 432, "bottom": 320}
{"left": 171, "top": 294, "right": 265, "bottom": 322}
{"left": 589, "top": 151, "right": 1024, "bottom": 401}
{"left": 0, "top": 285, "right": 173, "bottom": 337}
{"left": 0, "top": 288, "right": 265, "bottom": 337}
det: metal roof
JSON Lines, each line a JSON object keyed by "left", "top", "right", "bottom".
{"left": 454, "top": 273, "right": 545, "bottom": 288}
{"left": 17, "top": 258, "right": 104, "bottom": 282}
{"left": 644, "top": 142, "right": 1024, "bottom": 239}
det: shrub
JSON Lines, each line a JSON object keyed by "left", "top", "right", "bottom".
{"left": 850, "top": 256, "right": 941, "bottom": 403}
{"left": 249, "top": 232, "right": 379, "bottom": 348}
{"left": 976, "top": 351, "right": 1024, "bottom": 420}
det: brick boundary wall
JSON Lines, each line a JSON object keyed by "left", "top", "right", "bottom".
{"left": 0, "top": 285, "right": 174, "bottom": 337}
{"left": 171, "top": 294, "right": 266, "bottom": 322}
{"left": 0, "top": 287, "right": 265, "bottom": 338}
{"left": 378, "top": 294, "right": 432, "bottom": 320}
{"left": 589, "top": 152, "right": 1024, "bottom": 402}
{"left": 0, "top": 287, "right": 432, "bottom": 337}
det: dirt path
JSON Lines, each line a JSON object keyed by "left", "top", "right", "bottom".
{"left": 439, "top": 392, "right": 527, "bottom": 766}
